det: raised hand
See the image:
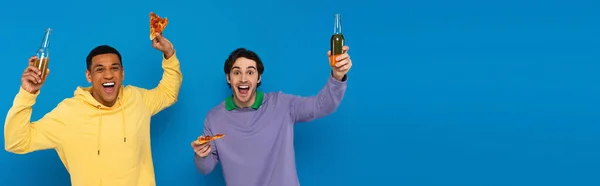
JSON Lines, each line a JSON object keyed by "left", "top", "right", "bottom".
{"left": 21, "top": 56, "right": 50, "bottom": 94}
{"left": 328, "top": 46, "right": 352, "bottom": 81}
{"left": 151, "top": 32, "right": 175, "bottom": 59}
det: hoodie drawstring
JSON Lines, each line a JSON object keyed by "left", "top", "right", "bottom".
{"left": 96, "top": 98, "right": 127, "bottom": 156}
{"left": 97, "top": 105, "right": 102, "bottom": 155}
{"left": 120, "top": 98, "right": 127, "bottom": 143}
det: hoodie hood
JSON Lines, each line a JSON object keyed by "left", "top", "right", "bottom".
{"left": 74, "top": 85, "right": 127, "bottom": 155}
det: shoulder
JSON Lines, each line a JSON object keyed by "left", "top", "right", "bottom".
{"left": 118, "top": 85, "right": 144, "bottom": 101}
{"left": 45, "top": 97, "right": 81, "bottom": 119}
{"left": 264, "top": 91, "right": 302, "bottom": 104}
{"left": 123, "top": 85, "right": 142, "bottom": 95}
{"left": 206, "top": 102, "right": 226, "bottom": 116}
{"left": 204, "top": 101, "right": 227, "bottom": 126}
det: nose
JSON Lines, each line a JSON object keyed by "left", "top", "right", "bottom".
{"left": 240, "top": 74, "right": 248, "bottom": 82}
{"left": 102, "top": 71, "right": 114, "bottom": 79}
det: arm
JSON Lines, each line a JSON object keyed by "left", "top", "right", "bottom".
{"left": 288, "top": 73, "right": 348, "bottom": 123}
{"left": 194, "top": 118, "right": 219, "bottom": 175}
{"left": 142, "top": 51, "right": 183, "bottom": 116}
{"left": 4, "top": 88, "right": 66, "bottom": 154}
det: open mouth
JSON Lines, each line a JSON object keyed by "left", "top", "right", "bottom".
{"left": 238, "top": 85, "right": 250, "bottom": 95}
{"left": 102, "top": 82, "right": 116, "bottom": 93}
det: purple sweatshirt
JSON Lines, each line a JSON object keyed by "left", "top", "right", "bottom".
{"left": 194, "top": 74, "right": 347, "bottom": 186}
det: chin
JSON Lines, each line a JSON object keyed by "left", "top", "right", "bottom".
{"left": 101, "top": 93, "right": 117, "bottom": 101}
{"left": 235, "top": 95, "right": 251, "bottom": 103}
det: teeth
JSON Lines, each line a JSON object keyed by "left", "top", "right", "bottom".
{"left": 103, "top": 82, "right": 115, "bottom": 86}
{"left": 239, "top": 85, "right": 249, "bottom": 89}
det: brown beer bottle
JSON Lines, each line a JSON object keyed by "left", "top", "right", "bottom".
{"left": 329, "top": 13, "right": 344, "bottom": 67}
{"left": 35, "top": 28, "right": 52, "bottom": 80}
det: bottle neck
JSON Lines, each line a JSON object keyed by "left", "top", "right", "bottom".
{"left": 334, "top": 14, "right": 342, "bottom": 34}
{"left": 40, "top": 28, "right": 52, "bottom": 49}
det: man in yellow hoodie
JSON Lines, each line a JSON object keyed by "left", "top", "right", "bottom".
{"left": 4, "top": 32, "right": 182, "bottom": 186}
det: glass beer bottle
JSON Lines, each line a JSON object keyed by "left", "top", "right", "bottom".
{"left": 35, "top": 28, "right": 52, "bottom": 80}
{"left": 329, "top": 13, "right": 344, "bottom": 67}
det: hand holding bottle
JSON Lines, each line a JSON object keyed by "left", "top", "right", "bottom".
{"left": 327, "top": 13, "right": 351, "bottom": 81}
{"left": 328, "top": 46, "right": 352, "bottom": 81}
{"left": 21, "top": 56, "right": 50, "bottom": 94}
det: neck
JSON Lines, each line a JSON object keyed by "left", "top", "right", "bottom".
{"left": 90, "top": 91, "right": 117, "bottom": 107}
{"left": 233, "top": 91, "right": 256, "bottom": 108}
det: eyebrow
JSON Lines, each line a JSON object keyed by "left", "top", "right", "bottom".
{"left": 231, "top": 66, "right": 256, "bottom": 70}
{"left": 93, "top": 62, "right": 121, "bottom": 69}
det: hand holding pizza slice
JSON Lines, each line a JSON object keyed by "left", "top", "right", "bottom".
{"left": 191, "top": 134, "right": 224, "bottom": 158}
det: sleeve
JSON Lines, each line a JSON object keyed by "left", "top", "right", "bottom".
{"left": 142, "top": 51, "right": 183, "bottom": 116}
{"left": 286, "top": 73, "right": 348, "bottom": 123}
{"left": 194, "top": 118, "right": 219, "bottom": 175}
{"left": 4, "top": 87, "right": 67, "bottom": 154}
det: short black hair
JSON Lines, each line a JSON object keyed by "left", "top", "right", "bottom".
{"left": 224, "top": 48, "right": 264, "bottom": 88}
{"left": 86, "top": 45, "right": 122, "bottom": 70}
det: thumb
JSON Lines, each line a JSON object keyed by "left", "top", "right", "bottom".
{"left": 155, "top": 32, "right": 165, "bottom": 42}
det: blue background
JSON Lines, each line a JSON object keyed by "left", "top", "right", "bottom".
{"left": 1, "top": 0, "right": 600, "bottom": 185}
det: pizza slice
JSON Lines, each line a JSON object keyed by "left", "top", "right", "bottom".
{"left": 196, "top": 133, "right": 225, "bottom": 144}
{"left": 149, "top": 12, "right": 169, "bottom": 40}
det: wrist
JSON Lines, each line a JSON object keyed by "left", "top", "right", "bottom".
{"left": 163, "top": 49, "right": 175, "bottom": 59}
{"left": 331, "top": 72, "right": 346, "bottom": 81}
{"left": 195, "top": 151, "right": 208, "bottom": 158}
{"left": 20, "top": 85, "right": 38, "bottom": 95}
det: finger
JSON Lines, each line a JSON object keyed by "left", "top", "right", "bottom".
{"left": 22, "top": 74, "right": 38, "bottom": 84}
{"left": 24, "top": 68, "right": 42, "bottom": 81}
{"left": 161, "top": 37, "right": 172, "bottom": 46}
{"left": 28, "top": 72, "right": 43, "bottom": 83}
{"left": 200, "top": 144, "right": 211, "bottom": 153}
{"left": 24, "top": 66, "right": 42, "bottom": 76}
{"left": 204, "top": 146, "right": 212, "bottom": 154}
{"left": 342, "top": 46, "right": 350, "bottom": 53}
{"left": 336, "top": 53, "right": 349, "bottom": 62}
{"left": 28, "top": 56, "right": 38, "bottom": 66}
{"left": 336, "top": 61, "right": 352, "bottom": 71}
{"left": 192, "top": 145, "right": 205, "bottom": 152}
{"left": 335, "top": 59, "right": 349, "bottom": 68}
{"left": 326, "top": 50, "right": 332, "bottom": 57}
{"left": 41, "top": 68, "right": 50, "bottom": 83}
{"left": 23, "top": 73, "right": 41, "bottom": 84}
{"left": 155, "top": 33, "right": 169, "bottom": 44}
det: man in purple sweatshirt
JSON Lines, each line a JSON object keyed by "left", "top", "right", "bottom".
{"left": 191, "top": 46, "right": 352, "bottom": 186}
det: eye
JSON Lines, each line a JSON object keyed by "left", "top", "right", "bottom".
{"left": 95, "top": 68, "right": 104, "bottom": 72}
{"left": 248, "top": 71, "right": 254, "bottom": 75}
{"left": 111, "top": 67, "right": 120, "bottom": 71}
{"left": 233, "top": 71, "right": 240, "bottom": 75}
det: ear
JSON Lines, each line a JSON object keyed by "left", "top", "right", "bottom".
{"left": 257, "top": 74, "right": 261, "bottom": 84}
{"left": 85, "top": 70, "right": 92, "bottom": 83}
{"left": 226, "top": 74, "right": 231, "bottom": 84}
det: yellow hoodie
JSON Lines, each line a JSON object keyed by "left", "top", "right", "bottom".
{"left": 4, "top": 53, "right": 183, "bottom": 186}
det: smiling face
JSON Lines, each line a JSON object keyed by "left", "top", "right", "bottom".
{"left": 85, "top": 53, "right": 124, "bottom": 107}
{"left": 226, "top": 57, "right": 261, "bottom": 108}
